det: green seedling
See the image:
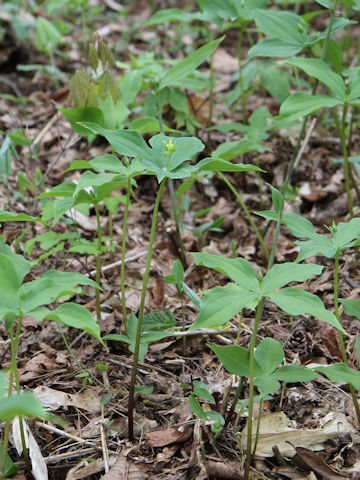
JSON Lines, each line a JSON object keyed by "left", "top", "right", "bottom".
{"left": 189, "top": 247, "right": 344, "bottom": 476}
{"left": 163, "top": 259, "right": 188, "bottom": 352}
{"left": 104, "top": 310, "right": 175, "bottom": 363}
{"left": 0, "top": 243, "right": 100, "bottom": 477}
{"left": 269, "top": 212, "right": 360, "bottom": 424}
{"left": 36, "top": 16, "right": 61, "bottom": 67}
{"left": 0, "top": 368, "right": 63, "bottom": 478}
{"left": 46, "top": 0, "right": 91, "bottom": 55}
{"left": 188, "top": 381, "right": 225, "bottom": 434}
{"left": 37, "top": 169, "right": 128, "bottom": 322}
{"left": 188, "top": 208, "right": 224, "bottom": 251}
{"left": 248, "top": 6, "right": 351, "bottom": 60}
{"left": 211, "top": 337, "right": 318, "bottom": 447}
{"left": 275, "top": 56, "right": 360, "bottom": 217}
{"left": 0, "top": 131, "right": 32, "bottom": 191}
{"left": 74, "top": 123, "right": 206, "bottom": 441}
{"left": 75, "top": 371, "right": 93, "bottom": 388}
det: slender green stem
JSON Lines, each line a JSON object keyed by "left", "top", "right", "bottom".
{"left": 1, "top": 317, "right": 31, "bottom": 476}
{"left": 180, "top": 292, "right": 186, "bottom": 355}
{"left": 94, "top": 203, "right": 102, "bottom": 323}
{"left": 128, "top": 178, "right": 167, "bottom": 442}
{"left": 237, "top": 24, "right": 248, "bottom": 125}
{"left": 333, "top": 249, "right": 360, "bottom": 424}
{"left": 121, "top": 180, "right": 131, "bottom": 329}
{"left": 222, "top": 377, "right": 243, "bottom": 432}
{"left": 108, "top": 210, "right": 114, "bottom": 263}
{"left": 11, "top": 318, "right": 30, "bottom": 474}
{"left": 218, "top": 172, "right": 269, "bottom": 261}
{"left": 81, "top": 7, "right": 88, "bottom": 56}
{"left": 156, "top": 94, "right": 187, "bottom": 267}
{"left": 57, "top": 324, "right": 87, "bottom": 373}
{"left": 268, "top": 1, "right": 336, "bottom": 269}
{"left": 244, "top": 298, "right": 265, "bottom": 479}
{"left": 252, "top": 398, "right": 263, "bottom": 457}
{"left": 206, "top": 24, "right": 215, "bottom": 146}
{"left": 338, "top": 103, "right": 354, "bottom": 217}
{"left": 242, "top": 8, "right": 337, "bottom": 478}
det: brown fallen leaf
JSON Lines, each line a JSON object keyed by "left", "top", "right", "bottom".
{"left": 290, "top": 446, "right": 347, "bottom": 479}
{"left": 205, "top": 460, "right": 243, "bottom": 479}
{"left": 100, "top": 455, "right": 147, "bottom": 480}
{"left": 18, "top": 353, "right": 58, "bottom": 384}
{"left": 144, "top": 426, "right": 192, "bottom": 448}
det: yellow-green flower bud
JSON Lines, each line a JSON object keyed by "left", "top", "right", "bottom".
{"left": 165, "top": 138, "right": 176, "bottom": 154}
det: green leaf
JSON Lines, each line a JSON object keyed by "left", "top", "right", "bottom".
{"left": 120, "top": 69, "right": 143, "bottom": 105}
{"left": 90, "top": 155, "right": 145, "bottom": 178}
{"left": 58, "top": 107, "right": 105, "bottom": 136}
{"left": 36, "top": 16, "right": 61, "bottom": 52}
{"left": 267, "top": 288, "right": 345, "bottom": 333}
{"left": 254, "top": 338, "right": 284, "bottom": 376}
{"left": 0, "top": 391, "right": 50, "bottom": 421}
{"left": 188, "top": 393, "right": 207, "bottom": 420}
{"left": 262, "top": 263, "right": 323, "bottom": 293}
{"left": 209, "top": 344, "right": 264, "bottom": 377}
{"left": 196, "top": 0, "right": 242, "bottom": 19}
{"left": 78, "top": 124, "right": 154, "bottom": 161}
{"left": 340, "top": 298, "right": 360, "bottom": 320}
{"left": 316, "top": 363, "right": 360, "bottom": 390}
{"left": 335, "top": 218, "right": 360, "bottom": 248}
{"left": 145, "top": 8, "right": 200, "bottom": 25}
{"left": 212, "top": 139, "right": 264, "bottom": 161}
{"left": 260, "top": 66, "right": 290, "bottom": 103}
{"left": 197, "top": 157, "right": 264, "bottom": 172}
{"left": 269, "top": 185, "right": 283, "bottom": 214}
{"left": 0, "top": 243, "right": 31, "bottom": 283}
{"left": 295, "top": 237, "right": 336, "bottom": 261}
{"left": 189, "top": 286, "right": 258, "bottom": 331}
{"left": 149, "top": 135, "right": 205, "bottom": 170}
{"left": 22, "top": 278, "right": 77, "bottom": 312}
{"left": 159, "top": 36, "right": 224, "bottom": 90}
{"left": 248, "top": 38, "right": 304, "bottom": 59}
{"left": 273, "top": 365, "right": 318, "bottom": 382}
{"left": 0, "top": 254, "right": 21, "bottom": 317}
{"left": 73, "top": 171, "right": 125, "bottom": 198}
{"left": 191, "top": 252, "right": 259, "bottom": 292}
{"left": 254, "top": 376, "right": 281, "bottom": 395}
{"left": 193, "top": 381, "right": 215, "bottom": 404}
{"left": 0, "top": 441, "right": 18, "bottom": 477}
{"left": 43, "top": 303, "right": 103, "bottom": 343}
{"left": 37, "top": 181, "right": 77, "bottom": 199}
{"left": 182, "top": 283, "right": 202, "bottom": 310}
{"left": 282, "top": 212, "right": 319, "bottom": 239}
{"left": 129, "top": 117, "right": 164, "bottom": 133}
{"left": 97, "top": 95, "right": 129, "bottom": 130}
{"left": 253, "top": 9, "right": 306, "bottom": 45}
{"left": 278, "top": 92, "right": 342, "bottom": 122}
{"left": 143, "top": 310, "right": 176, "bottom": 331}
{"left": 0, "top": 211, "right": 48, "bottom": 226}
{"left": 282, "top": 58, "right": 345, "bottom": 99}
{"left": 40, "top": 269, "right": 99, "bottom": 290}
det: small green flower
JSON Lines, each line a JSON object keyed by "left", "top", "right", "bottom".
{"left": 165, "top": 138, "right": 176, "bottom": 154}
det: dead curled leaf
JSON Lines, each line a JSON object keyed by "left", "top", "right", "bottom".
{"left": 18, "top": 353, "right": 58, "bottom": 383}
{"left": 100, "top": 455, "right": 147, "bottom": 480}
{"left": 290, "top": 446, "right": 347, "bottom": 479}
{"left": 205, "top": 460, "right": 243, "bottom": 480}
{"left": 144, "top": 426, "right": 193, "bottom": 448}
